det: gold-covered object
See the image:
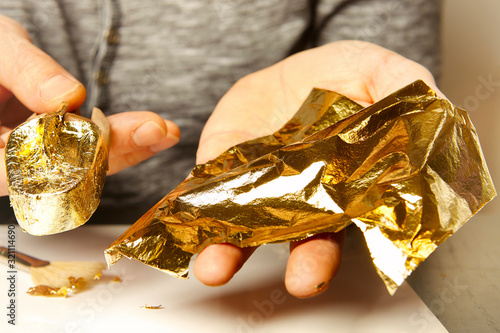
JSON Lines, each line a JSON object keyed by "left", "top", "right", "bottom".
{"left": 105, "top": 80, "right": 495, "bottom": 294}
{"left": 5, "top": 103, "right": 110, "bottom": 236}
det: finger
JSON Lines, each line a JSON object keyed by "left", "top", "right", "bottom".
{"left": 0, "top": 96, "right": 34, "bottom": 128}
{"left": 0, "top": 84, "right": 13, "bottom": 104}
{"left": 0, "top": 125, "right": 10, "bottom": 196}
{"left": 0, "top": 15, "right": 86, "bottom": 113}
{"left": 353, "top": 41, "right": 445, "bottom": 101}
{"left": 106, "top": 111, "right": 180, "bottom": 175}
{"left": 193, "top": 243, "right": 257, "bottom": 286}
{"left": 285, "top": 231, "right": 345, "bottom": 298}
{"left": 0, "top": 122, "right": 10, "bottom": 143}
{"left": 299, "top": 41, "right": 443, "bottom": 103}
{"left": 275, "top": 40, "right": 444, "bottom": 109}
{"left": 0, "top": 148, "right": 6, "bottom": 196}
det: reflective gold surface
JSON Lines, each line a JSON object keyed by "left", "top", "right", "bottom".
{"left": 5, "top": 104, "right": 109, "bottom": 235}
{"left": 105, "top": 81, "right": 495, "bottom": 294}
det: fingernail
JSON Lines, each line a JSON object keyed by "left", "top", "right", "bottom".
{"left": 149, "top": 132, "right": 180, "bottom": 153}
{"left": 132, "top": 121, "right": 167, "bottom": 147}
{"left": 40, "top": 74, "right": 82, "bottom": 103}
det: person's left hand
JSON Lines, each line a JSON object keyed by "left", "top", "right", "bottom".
{"left": 0, "top": 14, "right": 181, "bottom": 197}
{"left": 193, "top": 40, "right": 443, "bottom": 298}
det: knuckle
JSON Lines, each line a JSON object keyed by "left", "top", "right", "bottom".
{"left": 8, "top": 41, "right": 48, "bottom": 91}
{"left": 0, "top": 17, "right": 46, "bottom": 93}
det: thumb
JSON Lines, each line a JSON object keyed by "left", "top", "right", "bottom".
{"left": 0, "top": 15, "right": 86, "bottom": 113}
{"left": 0, "top": 124, "right": 11, "bottom": 196}
{"left": 0, "top": 147, "right": 7, "bottom": 196}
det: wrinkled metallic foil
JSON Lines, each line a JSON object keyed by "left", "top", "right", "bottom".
{"left": 5, "top": 104, "right": 109, "bottom": 236}
{"left": 105, "top": 80, "right": 496, "bottom": 294}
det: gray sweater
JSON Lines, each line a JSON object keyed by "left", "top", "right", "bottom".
{"left": 0, "top": 0, "right": 441, "bottom": 224}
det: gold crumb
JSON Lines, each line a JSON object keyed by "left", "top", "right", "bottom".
{"left": 26, "top": 285, "right": 69, "bottom": 297}
{"left": 140, "top": 305, "right": 163, "bottom": 310}
{"left": 67, "top": 276, "right": 87, "bottom": 290}
{"left": 112, "top": 276, "right": 123, "bottom": 283}
{"left": 26, "top": 276, "right": 87, "bottom": 297}
{"left": 315, "top": 282, "right": 326, "bottom": 290}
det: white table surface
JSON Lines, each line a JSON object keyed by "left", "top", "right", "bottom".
{"left": 0, "top": 223, "right": 447, "bottom": 333}
{"left": 407, "top": 212, "right": 500, "bottom": 332}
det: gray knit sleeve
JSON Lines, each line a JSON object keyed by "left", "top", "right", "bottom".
{"left": 0, "top": 2, "right": 26, "bottom": 26}
{"left": 0, "top": 0, "right": 86, "bottom": 82}
{"left": 316, "top": 0, "right": 442, "bottom": 77}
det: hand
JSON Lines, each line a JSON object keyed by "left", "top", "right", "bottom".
{"left": 193, "top": 40, "right": 442, "bottom": 298}
{"left": 0, "top": 15, "right": 180, "bottom": 196}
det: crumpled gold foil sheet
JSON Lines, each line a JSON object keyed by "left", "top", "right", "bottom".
{"left": 5, "top": 104, "right": 109, "bottom": 236}
{"left": 105, "top": 80, "right": 496, "bottom": 294}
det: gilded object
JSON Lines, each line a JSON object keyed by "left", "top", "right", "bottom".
{"left": 5, "top": 104, "right": 110, "bottom": 235}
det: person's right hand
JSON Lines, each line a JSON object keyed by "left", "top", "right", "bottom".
{"left": 193, "top": 40, "right": 444, "bottom": 298}
{"left": 0, "top": 15, "right": 181, "bottom": 196}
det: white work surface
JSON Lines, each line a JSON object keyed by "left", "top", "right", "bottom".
{"left": 0, "top": 224, "right": 447, "bottom": 333}
{"left": 407, "top": 212, "right": 500, "bottom": 332}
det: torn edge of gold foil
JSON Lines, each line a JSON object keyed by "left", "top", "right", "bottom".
{"left": 105, "top": 80, "right": 496, "bottom": 294}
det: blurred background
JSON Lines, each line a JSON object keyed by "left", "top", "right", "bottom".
{"left": 408, "top": 2, "right": 500, "bottom": 331}
{"left": 441, "top": 0, "right": 500, "bottom": 214}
